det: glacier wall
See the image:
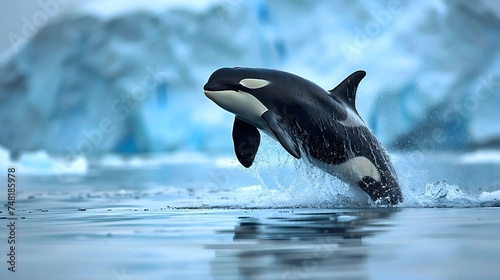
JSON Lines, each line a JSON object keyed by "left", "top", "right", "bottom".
{"left": 0, "top": 0, "right": 499, "bottom": 158}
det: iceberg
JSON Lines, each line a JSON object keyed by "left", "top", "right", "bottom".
{"left": 0, "top": 145, "right": 88, "bottom": 175}
{"left": 0, "top": 0, "right": 499, "bottom": 157}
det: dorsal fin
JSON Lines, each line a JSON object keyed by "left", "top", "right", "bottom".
{"left": 329, "top": 70, "right": 366, "bottom": 116}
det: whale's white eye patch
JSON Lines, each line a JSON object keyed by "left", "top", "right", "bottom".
{"left": 239, "top": 78, "right": 270, "bottom": 89}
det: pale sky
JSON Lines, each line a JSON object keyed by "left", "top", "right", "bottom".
{"left": 0, "top": 0, "right": 215, "bottom": 57}
{"left": 1, "top": 0, "right": 499, "bottom": 57}
{"left": 0, "top": 1, "right": 78, "bottom": 56}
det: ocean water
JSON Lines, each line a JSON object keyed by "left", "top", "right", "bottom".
{"left": 1, "top": 147, "right": 500, "bottom": 280}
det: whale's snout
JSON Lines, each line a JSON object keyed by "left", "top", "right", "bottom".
{"left": 203, "top": 81, "right": 222, "bottom": 92}
{"left": 203, "top": 67, "right": 240, "bottom": 92}
{"left": 204, "top": 79, "right": 227, "bottom": 101}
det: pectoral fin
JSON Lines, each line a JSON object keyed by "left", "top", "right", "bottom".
{"left": 232, "top": 117, "right": 261, "bottom": 168}
{"left": 261, "top": 111, "right": 300, "bottom": 159}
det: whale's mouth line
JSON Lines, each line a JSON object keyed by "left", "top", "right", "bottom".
{"left": 204, "top": 89, "right": 237, "bottom": 99}
{"left": 203, "top": 90, "right": 227, "bottom": 94}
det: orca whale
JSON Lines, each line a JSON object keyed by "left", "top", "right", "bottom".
{"left": 203, "top": 67, "right": 403, "bottom": 205}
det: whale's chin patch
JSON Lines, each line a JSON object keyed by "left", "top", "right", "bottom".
{"left": 204, "top": 89, "right": 268, "bottom": 125}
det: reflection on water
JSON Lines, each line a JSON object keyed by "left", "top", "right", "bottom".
{"left": 207, "top": 209, "right": 398, "bottom": 280}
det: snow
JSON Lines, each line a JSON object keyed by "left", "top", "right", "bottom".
{"left": 0, "top": 145, "right": 88, "bottom": 175}
{"left": 459, "top": 150, "right": 500, "bottom": 164}
{"left": 478, "top": 190, "right": 500, "bottom": 202}
{"left": 76, "top": 0, "right": 218, "bottom": 17}
{"left": 0, "top": 0, "right": 499, "bottom": 157}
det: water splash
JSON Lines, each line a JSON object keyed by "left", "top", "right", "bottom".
{"left": 413, "top": 181, "right": 479, "bottom": 207}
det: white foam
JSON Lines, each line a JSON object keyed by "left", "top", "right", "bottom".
{"left": 404, "top": 181, "right": 500, "bottom": 208}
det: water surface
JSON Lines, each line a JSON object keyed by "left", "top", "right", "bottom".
{"left": 1, "top": 151, "right": 500, "bottom": 280}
